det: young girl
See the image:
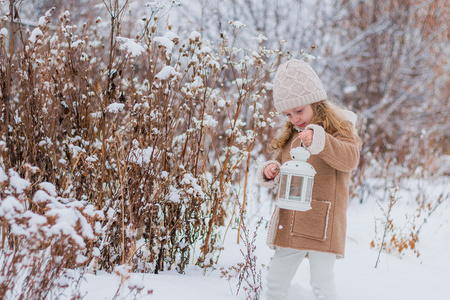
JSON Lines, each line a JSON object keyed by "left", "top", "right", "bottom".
{"left": 258, "top": 59, "right": 360, "bottom": 300}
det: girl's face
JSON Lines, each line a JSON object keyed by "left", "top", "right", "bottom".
{"left": 283, "top": 104, "right": 314, "bottom": 129}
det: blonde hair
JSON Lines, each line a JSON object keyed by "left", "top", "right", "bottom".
{"left": 270, "top": 101, "right": 361, "bottom": 151}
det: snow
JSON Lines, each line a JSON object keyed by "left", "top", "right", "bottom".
{"left": 48, "top": 222, "right": 86, "bottom": 247}
{"left": 154, "top": 36, "right": 174, "bottom": 52}
{"left": 168, "top": 186, "right": 181, "bottom": 203}
{"left": 200, "top": 45, "right": 212, "bottom": 54}
{"left": 86, "top": 155, "right": 98, "bottom": 162}
{"left": 208, "top": 60, "right": 220, "bottom": 69}
{"left": 230, "top": 21, "right": 246, "bottom": 29}
{"left": 163, "top": 31, "right": 179, "bottom": 41}
{"left": 114, "top": 264, "right": 131, "bottom": 278}
{"left": 188, "top": 31, "right": 201, "bottom": 42}
{"left": 180, "top": 173, "right": 205, "bottom": 198}
{"left": 116, "top": 37, "right": 145, "bottom": 57}
{"left": 127, "top": 145, "right": 158, "bottom": 166}
{"left": 38, "top": 16, "right": 46, "bottom": 27}
{"left": 33, "top": 189, "right": 54, "bottom": 203}
{"left": 0, "top": 166, "right": 7, "bottom": 182}
{"left": 81, "top": 269, "right": 236, "bottom": 299}
{"left": 107, "top": 103, "right": 125, "bottom": 113}
{"left": 9, "top": 169, "right": 31, "bottom": 194}
{"left": 160, "top": 171, "right": 169, "bottom": 179}
{"left": 76, "top": 254, "right": 88, "bottom": 264}
{"left": 83, "top": 205, "right": 103, "bottom": 219}
{"left": 0, "top": 196, "right": 24, "bottom": 219}
{"left": 77, "top": 181, "right": 450, "bottom": 300}
{"left": 0, "top": 161, "right": 447, "bottom": 300}
{"left": 153, "top": 31, "right": 179, "bottom": 57}
{"left": 145, "top": 1, "right": 165, "bottom": 11}
{"left": 192, "top": 114, "right": 218, "bottom": 129}
{"left": 39, "top": 182, "right": 57, "bottom": 197}
{"left": 22, "top": 210, "right": 47, "bottom": 228}
{"left": 155, "top": 66, "right": 181, "bottom": 80}
{"left": 0, "top": 28, "right": 8, "bottom": 38}
{"left": 344, "top": 85, "right": 357, "bottom": 94}
{"left": 253, "top": 34, "right": 268, "bottom": 43}
{"left": 29, "top": 28, "right": 43, "bottom": 43}
{"left": 189, "top": 76, "right": 203, "bottom": 89}
{"left": 217, "top": 99, "right": 226, "bottom": 108}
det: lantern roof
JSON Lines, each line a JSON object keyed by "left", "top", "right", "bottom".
{"left": 280, "top": 160, "right": 316, "bottom": 176}
{"left": 279, "top": 147, "right": 316, "bottom": 176}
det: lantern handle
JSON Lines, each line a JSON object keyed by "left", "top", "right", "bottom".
{"left": 291, "top": 134, "right": 305, "bottom": 150}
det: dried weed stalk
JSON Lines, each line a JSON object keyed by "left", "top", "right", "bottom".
{"left": 221, "top": 203, "right": 263, "bottom": 300}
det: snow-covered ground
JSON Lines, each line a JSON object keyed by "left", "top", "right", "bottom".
{"left": 80, "top": 181, "right": 450, "bottom": 300}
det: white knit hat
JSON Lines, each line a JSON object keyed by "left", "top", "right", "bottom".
{"left": 273, "top": 59, "right": 327, "bottom": 112}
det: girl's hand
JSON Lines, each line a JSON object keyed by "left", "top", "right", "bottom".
{"left": 264, "top": 163, "right": 280, "bottom": 180}
{"left": 299, "top": 129, "right": 314, "bottom": 147}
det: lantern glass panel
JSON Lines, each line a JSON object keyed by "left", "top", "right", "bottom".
{"left": 305, "top": 177, "right": 313, "bottom": 203}
{"left": 289, "top": 176, "right": 304, "bottom": 202}
{"left": 278, "top": 174, "right": 288, "bottom": 200}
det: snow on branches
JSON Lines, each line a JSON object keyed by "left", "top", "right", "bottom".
{"left": 0, "top": 161, "right": 103, "bottom": 299}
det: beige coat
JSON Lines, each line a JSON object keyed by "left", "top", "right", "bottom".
{"left": 258, "top": 120, "right": 360, "bottom": 258}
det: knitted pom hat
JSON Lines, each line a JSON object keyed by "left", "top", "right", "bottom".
{"left": 273, "top": 59, "right": 327, "bottom": 113}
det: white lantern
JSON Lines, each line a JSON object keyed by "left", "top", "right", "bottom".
{"left": 276, "top": 146, "right": 316, "bottom": 211}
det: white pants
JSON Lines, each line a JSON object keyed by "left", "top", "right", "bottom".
{"left": 266, "top": 247, "right": 338, "bottom": 300}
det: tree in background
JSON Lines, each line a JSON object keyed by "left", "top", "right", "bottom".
{"left": 182, "top": 0, "right": 449, "bottom": 195}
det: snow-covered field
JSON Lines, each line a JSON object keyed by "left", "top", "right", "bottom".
{"left": 80, "top": 181, "right": 450, "bottom": 300}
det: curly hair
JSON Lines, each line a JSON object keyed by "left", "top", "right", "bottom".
{"left": 269, "top": 101, "right": 360, "bottom": 151}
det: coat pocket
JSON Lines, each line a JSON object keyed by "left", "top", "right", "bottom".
{"left": 290, "top": 199, "right": 331, "bottom": 241}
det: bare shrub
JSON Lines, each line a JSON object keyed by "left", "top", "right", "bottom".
{"left": 372, "top": 185, "right": 449, "bottom": 267}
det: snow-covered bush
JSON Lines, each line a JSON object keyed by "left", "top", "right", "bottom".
{"left": 0, "top": 2, "right": 284, "bottom": 274}
{"left": 0, "top": 145, "right": 103, "bottom": 299}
